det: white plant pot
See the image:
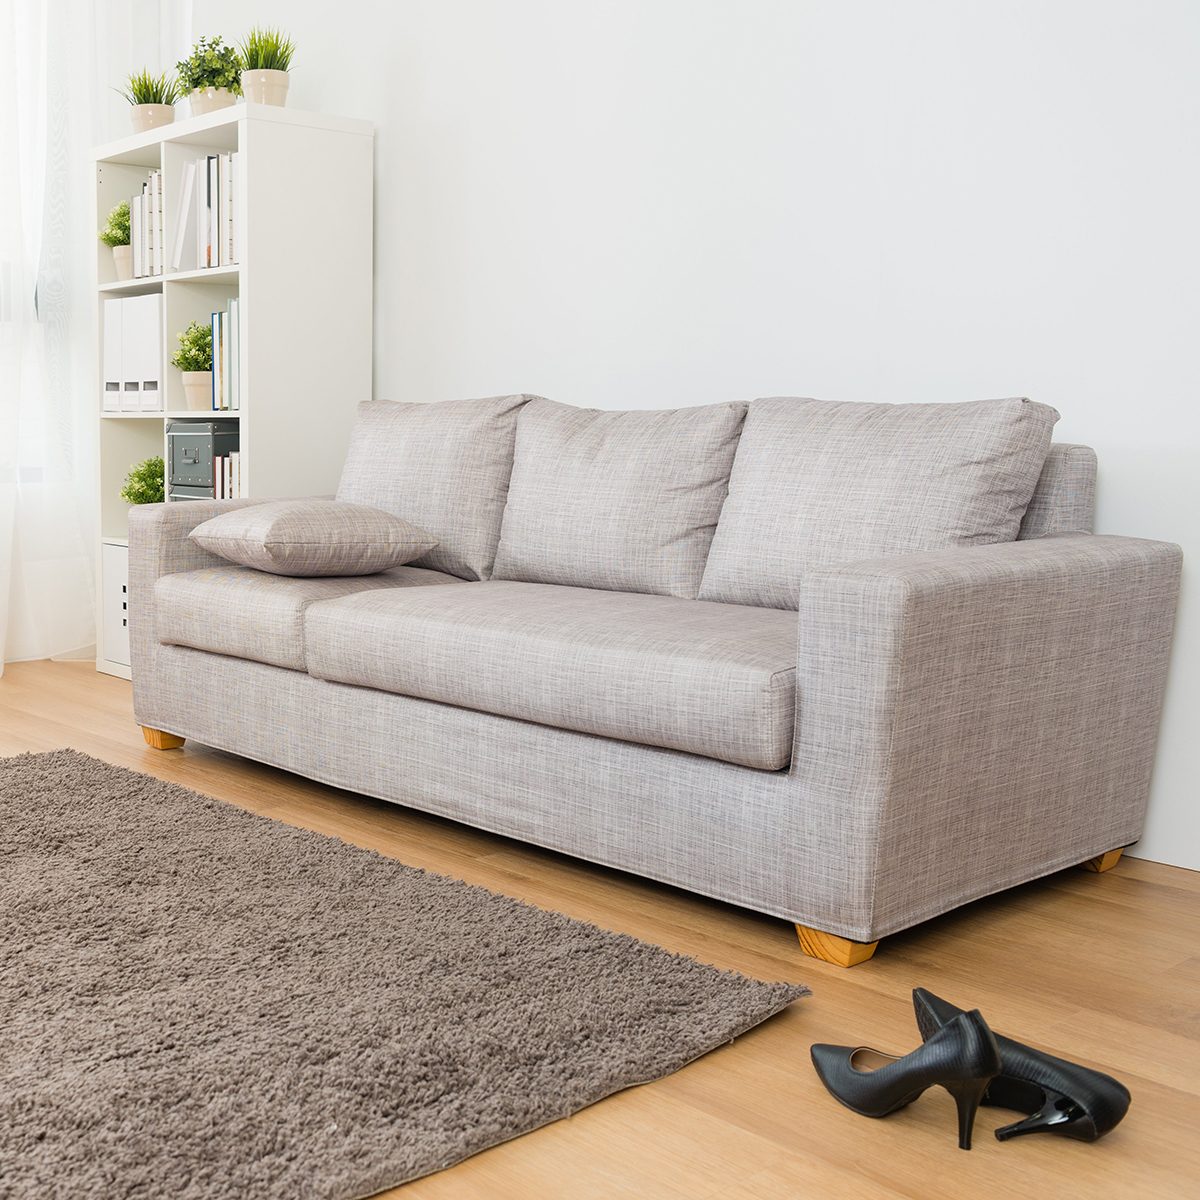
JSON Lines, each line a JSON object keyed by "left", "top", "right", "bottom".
{"left": 112, "top": 244, "right": 133, "bottom": 281}
{"left": 182, "top": 371, "right": 214, "bottom": 411}
{"left": 130, "top": 103, "right": 175, "bottom": 133}
{"left": 188, "top": 87, "right": 238, "bottom": 116}
{"left": 241, "top": 69, "right": 289, "bottom": 106}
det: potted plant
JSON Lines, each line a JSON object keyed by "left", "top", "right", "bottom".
{"left": 171, "top": 321, "right": 214, "bottom": 410}
{"left": 177, "top": 35, "right": 241, "bottom": 115}
{"left": 99, "top": 202, "right": 132, "bottom": 280}
{"left": 239, "top": 27, "right": 295, "bottom": 106}
{"left": 116, "top": 69, "right": 179, "bottom": 132}
{"left": 120, "top": 456, "right": 165, "bottom": 506}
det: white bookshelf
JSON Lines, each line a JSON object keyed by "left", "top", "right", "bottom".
{"left": 93, "top": 105, "right": 374, "bottom": 679}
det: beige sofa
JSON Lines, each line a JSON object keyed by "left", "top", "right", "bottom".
{"left": 129, "top": 395, "right": 1182, "bottom": 965}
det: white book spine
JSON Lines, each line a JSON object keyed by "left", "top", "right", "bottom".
{"left": 218, "top": 154, "right": 231, "bottom": 269}
{"left": 230, "top": 151, "right": 240, "bottom": 264}
{"left": 171, "top": 160, "right": 196, "bottom": 271}
{"left": 140, "top": 184, "right": 150, "bottom": 277}
{"left": 130, "top": 194, "right": 141, "bottom": 277}
{"left": 148, "top": 173, "right": 158, "bottom": 276}
{"left": 194, "top": 160, "right": 207, "bottom": 271}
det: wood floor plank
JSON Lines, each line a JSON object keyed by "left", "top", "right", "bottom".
{"left": 2, "top": 660, "right": 1199, "bottom": 1198}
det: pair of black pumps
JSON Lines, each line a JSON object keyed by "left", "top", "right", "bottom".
{"left": 810, "top": 989, "right": 1131, "bottom": 1150}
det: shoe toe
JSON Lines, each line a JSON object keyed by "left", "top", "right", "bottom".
{"left": 809, "top": 1042, "right": 847, "bottom": 1086}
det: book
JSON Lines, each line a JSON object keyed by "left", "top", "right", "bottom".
{"left": 130, "top": 192, "right": 141, "bottom": 277}
{"left": 207, "top": 156, "right": 220, "bottom": 268}
{"left": 152, "top": 170, "right": 164, "bottom": 275}
{"left": 171, "top": 160, "right": 197, "bottom": 271}
{"left": 218, "top": 154, "right": 231, "bottom": 270}
{"left": 140, "top": 181, "right": 150, "bottom": 276}
{"left": 194, "top": 160, "right": 207, "bottom": 270}
{"left": 229, "top": 151, "right": 240, "bottom": 263}
{"left": 210, "top": 310, "right": 221, "bottom": 409}
{"left": 228, "top": 297, "right": 240, "bottom": 411}
{"left": 219, "top": 308, "right": 229, "bottom": 410}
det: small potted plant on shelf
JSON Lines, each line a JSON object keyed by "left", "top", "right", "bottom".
{"left": 99, "top": 201, "right": 132, "bottom": 280}
{"left": 239, "top": 27, "right": 295, "bottom": 106}
{"left": 116, "top": 69, "right": 179, "bottom": 132}
{"left": 177, "top": 35, "right": 241, "bottom": 115}
{"left": 171, "top": 321, "right": 214, "bottom": 410}
{"left": 120, "top": 456, "right": 165, "bottom": 506}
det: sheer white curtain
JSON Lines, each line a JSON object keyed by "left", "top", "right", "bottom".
{"left": 0, "top": 0, "right": 186, "bottom": 674}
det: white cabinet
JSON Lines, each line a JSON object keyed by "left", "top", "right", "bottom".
{"left": 100, "top": 540, "right": 130, "bottom": 671}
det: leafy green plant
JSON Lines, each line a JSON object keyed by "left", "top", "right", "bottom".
{"left": 171, "top": 321, "right": 214, "bottom": 372}
{"left": 120, "top": 457, "right": 165, "bottom": 505}
{"left": 98, "top": 201, "right": 131, "bottom": 248}
{"left": 239, "top": 27, "right": 296, "bottom": 72}
{"left": 176, "top": 35, "right": 242, "bottom": 95}
{"left": 116, "top": 69, "right": 179, "bottom": 106}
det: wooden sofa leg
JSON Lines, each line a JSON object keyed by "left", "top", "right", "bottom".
{"left": 142, "top": 726, "right": 186, "bottom": 750}
{"left": 1081, "top": 847, "right": 1123, "bottom": 873}
{"left": 795, "top": 925, "right": 879, "bottom": 967}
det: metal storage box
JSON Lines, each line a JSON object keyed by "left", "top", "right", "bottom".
{"left": 167, "top": 420, "right": 239, "bottom": 490}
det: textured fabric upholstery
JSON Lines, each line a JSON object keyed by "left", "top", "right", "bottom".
{"left": 336, "top": 395, "right": 541, "bottom": 581}
{"left": 700, "top": 396, "right": 1059, "bottom": 609}
{"left": 492, "top": 399, "right": 747, "bottom": 598}
{"left": 304, "top": 581, "right": 797, "bottom": 769}
{"left": 156, "top": 564, "right": 461, "bottom": 671}
{"left": 130, "top": 504, "right": 1182, "bottom": 943}
{"left": 1018, "top": 443, "right": 1097, "bottom": 539}
{"left": 189, "top": 500, "right": 438, "bottom": 577}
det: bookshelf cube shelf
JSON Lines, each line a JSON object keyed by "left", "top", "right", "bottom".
{"left": 93, "top": 105, "right": 373, "bottom": 679}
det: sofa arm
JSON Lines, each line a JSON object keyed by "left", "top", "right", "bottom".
{"left": 792, "top": 534, "right": 1181, "bottom": 941}
{"left": 127, "top": 498, "right": 329, "bottom": 722}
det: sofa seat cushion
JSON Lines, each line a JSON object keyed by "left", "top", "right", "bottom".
{"left": 155, "top": 564, "right": 463, "bottom": 672}
{"left": 303, "top": 581, "right": 798, "bottom": 770}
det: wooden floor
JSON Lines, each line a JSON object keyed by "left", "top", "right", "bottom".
{"left": 3, "top": 660, "right": 1199, "bottom": 1199}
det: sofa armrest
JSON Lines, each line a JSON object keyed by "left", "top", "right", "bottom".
{"left": 792, "top": 534, "right": 1181, "bottom": 940}
{"left": 127, "top": 498, "right": 330, "bottom": 723}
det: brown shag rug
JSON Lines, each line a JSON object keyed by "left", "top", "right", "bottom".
{"left": 0, "top": 750, "right": 806, "bottom": 1199}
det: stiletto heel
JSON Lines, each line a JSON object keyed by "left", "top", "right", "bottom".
{"left": 810, "top": 1010, "right": 1001, "bottom": 1150}
{"left": 944, "top": 1076, "right": 990, "bottom": 1150}
{"left": 912, "top": 988, "right": 1130, "bottom": 1142}
{"left": 993, "top": 1085, "right": 1096, "bottom": 1141}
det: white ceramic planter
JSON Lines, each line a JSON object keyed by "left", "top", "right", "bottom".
{"left": 241, "top": 69, "right": 289, "bottom": 106}
{"left": 130, "top": 104, "right": 175, "bottom": 133}
{"left": 182, "top": 371, "right": 214, "bottom": 411}
{"left": 112, "top": 244, "right": 133, "bottom": 281}
{"left": 188, "top": 87, "right": 238, "bottom": 116}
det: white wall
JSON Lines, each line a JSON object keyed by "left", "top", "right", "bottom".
{"left": 186, "top": 1, "right": 1199, "bottom": 869}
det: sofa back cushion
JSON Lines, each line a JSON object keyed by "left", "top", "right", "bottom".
{"left": 336, "top": 395, "right": 541, "bottom": 581}
{"left": 1018, "top": 443, "right": 1097, "bottom": 540}
{"left": 492, "top": 398, "right": 747, "bottom": 598}
{"left": 699, "top": 396, "right": 1059, "bottom": 609}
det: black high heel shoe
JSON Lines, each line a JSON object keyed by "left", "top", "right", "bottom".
{"left": 810, "top": 1010, "right": 1001, "bottom": 1149}
{"left": 912, "top": 988, "right": 1131, "bottom": 1142}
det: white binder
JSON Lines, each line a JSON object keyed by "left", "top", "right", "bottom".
{"left": 102, "top": 298, "right": 122, "bottom": 411}
{"left": 137, "top": 294, "right": 163, "bottom": 412}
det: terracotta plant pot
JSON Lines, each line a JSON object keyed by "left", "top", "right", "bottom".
{"left": 182, "top": 371, "right": 214, "bottom": 411}
{"left": 112, "top": 244, "right": 133, "bottom": 281}
{"left": 241, "top": 69, "right": 289, "bottom": 106}
{"left": 188, "top": 88, "right": 237, "bottom": 116}
{"left": 130, "top": 103, "right": 175, "bottom": 133}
